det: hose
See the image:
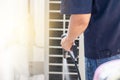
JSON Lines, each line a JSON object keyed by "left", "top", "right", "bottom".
{"left": 68, "top": 51, "right": 81, "bottom": 80}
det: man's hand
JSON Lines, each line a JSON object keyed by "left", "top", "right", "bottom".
{"left": 60, "top": 36, "right": 73, "bottom": 51}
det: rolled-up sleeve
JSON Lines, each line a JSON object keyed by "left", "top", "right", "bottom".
{"left": 61, "top": 0, "right": 92, "bottom": 14}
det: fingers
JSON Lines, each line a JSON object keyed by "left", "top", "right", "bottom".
{"left": 60, "top": 37, "right": 73, "bottom": 51}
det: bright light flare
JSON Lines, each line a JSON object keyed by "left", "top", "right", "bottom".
{"left": 0, "top": 0, "right": 30, "bottom": 80}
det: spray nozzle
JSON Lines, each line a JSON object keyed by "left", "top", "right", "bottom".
{"left": 69, "top": 44, "right": 78, "bottom": 61}
{"left": 61, "top": 34, "right": 78, "bottom": 59}
{"left": 61, "top": 34, "right": 81, "bottom": 80}
{"left": 61, "top": 34, "right": 67, "bottom": 39}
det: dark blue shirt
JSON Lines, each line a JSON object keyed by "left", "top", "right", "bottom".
{"left": 61, "top": 0, "right": 120, "bottom": 59}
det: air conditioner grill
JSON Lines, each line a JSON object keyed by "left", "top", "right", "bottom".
{"left": 48, "top": 0, "right": 80, "bottom": 80}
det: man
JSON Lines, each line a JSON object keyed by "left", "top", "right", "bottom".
{"left": 60, "top": 0, "right": 120, "bottom": 80}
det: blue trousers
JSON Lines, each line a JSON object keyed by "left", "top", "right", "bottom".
{"left": 85, "top": 54, "right": 120, "bottom": 80}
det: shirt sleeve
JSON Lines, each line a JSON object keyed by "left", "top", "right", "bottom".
{"left": 60, "top": 0, "right": 92, "bottom": 14}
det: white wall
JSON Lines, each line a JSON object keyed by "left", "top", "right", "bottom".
{"left": 31, "top": 0, "right": 45, "bottom": 62}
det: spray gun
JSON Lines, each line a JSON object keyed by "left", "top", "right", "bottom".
{"left": 61, "top": 34, "right": 78, "bottom": 59}
{"left": 61, "top": 34, "right": 81, "bottom": 80}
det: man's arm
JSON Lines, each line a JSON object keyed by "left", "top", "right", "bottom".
{"left": 61, "top": 14, "right": 91, "bottom": 51}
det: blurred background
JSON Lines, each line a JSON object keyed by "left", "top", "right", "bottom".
{"left": 0, "top": 0, "right": 45, "bottom": 80}
{"left": 0, "top": 0, "right": 85, "bottom": 80}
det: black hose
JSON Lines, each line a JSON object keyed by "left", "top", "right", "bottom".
{"left": 68, "top": 51, "right": 81, "bottom": 80}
